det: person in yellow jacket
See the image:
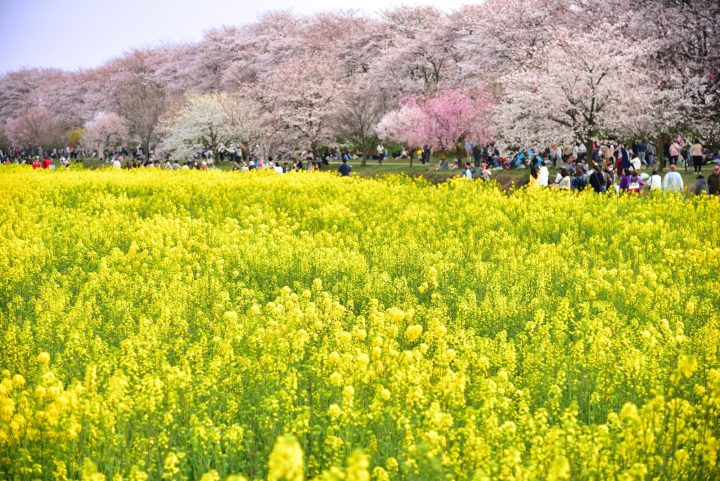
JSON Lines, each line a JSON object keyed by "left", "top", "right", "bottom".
{"left": 528, "top": 166, "right": 540, "bottom": 188}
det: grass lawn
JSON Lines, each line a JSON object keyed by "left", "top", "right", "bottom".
{"left": 73, "top": 156, "right": 711, "bottom": 190}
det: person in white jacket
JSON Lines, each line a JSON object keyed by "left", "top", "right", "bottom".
{"left": 662, "top": 164, "right": 684, "bottom": 192}
{"left": 648, "top": 170, "right": 662, "bottom": 191}
{"left": 538, "top": 161, "right": 549, "bottom": 187}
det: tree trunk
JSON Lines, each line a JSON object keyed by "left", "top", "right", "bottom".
{"left": 360, "top": 135, "right": 367, "bottom": 167}
{"left": 142, "top": 139, "right": 150, "bottom": 162}
{"left": 656, "top": 132, "right": 670, "bottom": 171}
{"left": 585, "top": 130, "right": 593, "bottom": 167}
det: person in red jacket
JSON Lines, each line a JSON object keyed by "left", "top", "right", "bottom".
{"left": 32, "top": 157, "right": 41, "bottom": 169}
{"left": 41, "top": 156, "right": 52, "bottom": 169}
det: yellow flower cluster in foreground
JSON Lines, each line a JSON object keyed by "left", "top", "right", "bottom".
{"left": 0, "top": 167, "right": 719, "bottom": 481}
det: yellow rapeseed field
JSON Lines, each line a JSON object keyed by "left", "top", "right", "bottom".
{"left": 0, "top": 167, "right": 718, "bottom": 481}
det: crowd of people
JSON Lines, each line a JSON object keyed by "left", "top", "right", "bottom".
{"left": 448, "top": 137, "right": 720, "bottom": 195}
{"left": 3, "top": 138, "right": 720, "bottom": 196}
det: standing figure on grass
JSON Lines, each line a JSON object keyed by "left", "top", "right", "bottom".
{"left": 538, "top": 161, "right": 549, "bottom": 187}
{"left": 662, "top": 164, "right": 684, "bottom": 192}
{"left": 619, "top": 168, "right": 631, "bottom": 193}
{"left": 528, "top": 167, "right": 540, "bottom": 188}
{"left": 462, "top": 162, "right": 474, "bottom": 180}
{"left": 694, "top": 174, "right": 708, "bottom": 195}
{"left": 708, "top": 165, "right": 720, "bottom": 195}
{"left": 589, "top": 163, "right": 608, "bottom": 193}
{"left": 557, "top": 168, "right": 572, "bottom": 190}
{"left": 690, "top": 141, "right": 704, "bottom": 173}
{"left": 339, "top": 158, "right": 352, "bottom": 176}
{"left": 648, "top": 170, "right": 663, "bottom": 192}
{"left": 571, "top": 166, "right": 588, "bottom": 191}
{"left": 479, "top": 162, "right": 492, "bottom": 182}
{"left": 669, "top": 140, "right": 681, "bottom": 166}
{"left": 628, "top": 169, "right": 644, "bottom": 194}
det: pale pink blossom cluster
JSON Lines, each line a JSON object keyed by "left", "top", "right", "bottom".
{"left": 0, "top": 0, "right": 716, "bottom": 155}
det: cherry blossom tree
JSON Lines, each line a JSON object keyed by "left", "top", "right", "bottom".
{"left": 371, "top": 6, "right": 462, "bottom": 97}
{"left": 376, "top": 103, "right": 427, "bottom": 152}
{"left": 4, "top": 107, "right": 69, "bottom": 151}
{"left": 0, "top": 2, "right": 716, "bottom": 154}
{"left": 253, "top": 51, "right": 347, "bottom": 155}
{"left": 634, "top": 0, "right": 720, "bottom": 146}
{"left": 0, "top": 68, "right": 64, "bottom": 123}
{"left": 331, "top": 80, "right": 389, "bottom": 166}
{"left": 0, "top": 125, "right": 10, "bottom": 152}
{"left": 160, "top": 93, "right": 260, "bottom": 160}
{"left": 378, "top": 85, "right": 495, "bottom": 160}
{"left": 81, "top": 112, "right": 129, "bottom": 158}
{"left": 495, "top": 16, "right": 669, "bottom": 152}
{"left": 221, "top": 11, "right": 305, "bottom": 91}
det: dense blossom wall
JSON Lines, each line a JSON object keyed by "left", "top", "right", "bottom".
{"left": 0, "top": 0, "right": 717, "bottom": 152}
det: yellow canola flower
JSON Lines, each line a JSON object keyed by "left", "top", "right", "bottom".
{"left": 226, "top": 476, "right": 248, "bottom": 481}
{"left": 404, "top": 325, "right": 423, "bottom": 343}
{"left": 268, "top": 435, "right": 304, "bottom": 481}
{"left": 547, "top": 455, "right": 570, "bottom": 481}
{"left": 162, "top": 453, "right": 181, "bottom": 480}
{"left": 0, "top": 170, "right": 718, "bottom": 481}
{"left": 82, "top": 459, "right": 106, "bottom": 481}
{"left": 347, "top": 450, "right": 369, "bottom": 481}
{"left": 200, "top": 470, "right": 221, "bottom": 481}
{"left": 11, "top": 374, "right": 25, "bottom": 389}
{"left": 678, "top": 355, "right": 698, "bottom": 378}
{"left": 36, "top": 351, "right": 51, "bottom": 365}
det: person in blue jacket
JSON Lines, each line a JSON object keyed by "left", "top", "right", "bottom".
{"left": 620, "top": 144, "right": 631, "bottom": 171}
{"left": 511, "top": 151, "right": 525, "bottom": 169}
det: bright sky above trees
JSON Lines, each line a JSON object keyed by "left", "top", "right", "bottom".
{"left": 0, "top": 0, "right": 472, "bottom": 73}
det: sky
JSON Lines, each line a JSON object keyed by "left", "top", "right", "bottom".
{"left": 0, "top": 0, "right": 474, "bottom": 74}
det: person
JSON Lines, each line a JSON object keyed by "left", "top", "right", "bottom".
{"left": 603, "top": 162, "right": 616, "bottom": 192}
{"left": 694, "top": 174, "right": 708, "bottom": 195}
{"left": 479, "top": 162, "right": 491, "bottom": 181}
{"left": 669, "top": 140, "right": 681, "bottom": 165}
{"left": 635, "top": 139, "right": 647, "bottom": 165}
{"left": 690, "top": 141, "right": 703, "bottom": 173}
{"left": 619, "top": 168, "right": 632, "bottom": 192}
{"left": 589, "top": 163, "right": 607, "bottom": 193}
{"left": 557, "top": 168, "right": 571, "bottom": 190}
{"left": 646, "top": 143, "right": 656, "bottom": 167}
{"left": 578, "top": 142, "right": 587, "bottom": 161}
{"left": 662, "top": 164, "right": 684, "bottom": 192}
{"left": 32, "top": 157, "right": 41, "bottom": 169}
{"left": 338, "top": 158, "right": 352, "bottom": 176}
{"left": 113, "top": 157, "right": 122, "bottom": 169}
{"left": 627, "top": 169, "right": 644, "bottom": 194}
{"left": 462, "top": 162, "right": 474, "bottom": 180}
{"left": 619, "top": 144, "right": 631, "bottom": 171}
{"left": 708, "top": 165, "right": 720, "bottom": 195}
{"left": 438, "top": 157, "right": 449, "bottom": 170}
{"left": 538, "top": 161, "right": 549, "bottom": 187}
{"left": 571, "top": 166, "right": 588, "bottom": 191}
{"left": 528, "top": 167, "right": 539, "bottom": 187}
{"left": 376, "top": 143, "right": 385, "bottom": 163}
{"left": 648, "top": 169, "right": 662, "bottom": 191}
